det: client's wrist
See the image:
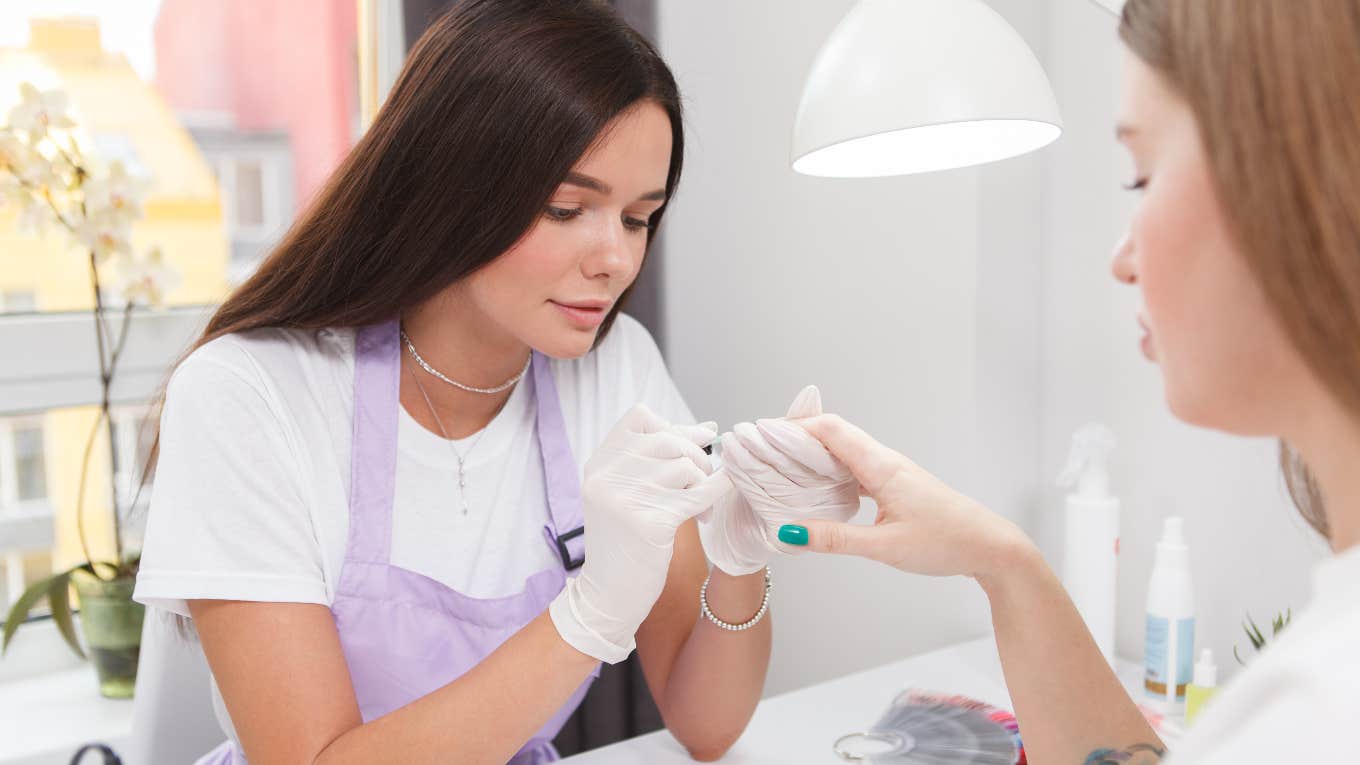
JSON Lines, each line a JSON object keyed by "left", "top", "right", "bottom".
{"left": 973, "top": 525, "right": 1044, "bottom": 598}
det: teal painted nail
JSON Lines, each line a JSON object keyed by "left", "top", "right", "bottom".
{"left": 778, "top": 525, "right": 809, "bottom": 546}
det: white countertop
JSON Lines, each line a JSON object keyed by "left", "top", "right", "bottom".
{"left": 0, "top": 634, "right": 1167, "bottom": 765}
{"left": 562, "top": 636, "right": 1164, "bottom": 764}
{"left": 0, "top": 664, "right": 132, "bottom": 765}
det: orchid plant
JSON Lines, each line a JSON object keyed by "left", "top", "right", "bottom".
{"left": 1, "top": 82, "right": 180, "bottom": 658}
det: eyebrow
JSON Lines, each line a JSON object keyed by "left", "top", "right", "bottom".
{"left": 563, "top": 171, "right": 667, "bottom": 202}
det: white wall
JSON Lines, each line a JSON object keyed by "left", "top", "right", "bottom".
{"left": 657, "top": 0, "right": 1331, "bottom": 699}
{"left": 656, "top": 0, "right": 1048, "bottom": 697}
{"left": 1039, "top": 0, "right": 1328, "bottom": 680}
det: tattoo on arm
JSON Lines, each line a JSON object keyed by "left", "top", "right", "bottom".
{"left": 1083, "top": 743, "right": 1166, "bottom": 765}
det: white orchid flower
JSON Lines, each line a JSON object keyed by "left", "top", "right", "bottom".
{"left": 0, "top": 131, "right": 56, "bottom": 192}
{"left": 0, "top": 131, "right": 27, "bottom": 172}
{"left": 115, "top": 246, "right": 180, "bottom": 308}
{"left": 75, "top": 212, "right": 133, "bottom": 263}
{"left": 0, "top": 169, "right": 21, "bottom": 205}
{"left": 8, "top": 83, "right": 76, "bottom": 140}
{"left": 17, "top": 198, "right": 54, "bottom": 234}
{"left": 83, "top": 161, "right": 146, "bottom": 224}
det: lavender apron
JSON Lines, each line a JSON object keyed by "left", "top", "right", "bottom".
{"left": 196, "top": 321, "right": 597, "bottom": 764}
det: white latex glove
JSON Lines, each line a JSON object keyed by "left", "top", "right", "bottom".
{"left": 550, "top": 404, "right": 732, "bottom": 664}
{"left": 698, "top": 386, "right": 861, "bottom": 574}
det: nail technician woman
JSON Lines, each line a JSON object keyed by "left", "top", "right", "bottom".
{"left": 722, "top": 1, "right": 1360, "bottom": 763}
{"left": 132, "top": 2, "right": 777, "bottom": 763}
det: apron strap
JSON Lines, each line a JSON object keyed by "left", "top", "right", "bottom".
{"left": 347, "top": 320, "right": 401, "bottom": 564}
{"left": 531, "top": 352, "right": 586, "bottom": 572}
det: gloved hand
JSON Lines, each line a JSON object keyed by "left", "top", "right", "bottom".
{"left": 550, "top": 404, "right": 732, "bottom": 664}
{"left": 698, "top": 386, "right": 861, "bottom": 575}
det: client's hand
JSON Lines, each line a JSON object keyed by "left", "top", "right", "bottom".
{"left": 699, "top": 386, "right": 861, "bottom": 575}
{"left": 764, "top": 413, "right": 1034, "bottom": 584}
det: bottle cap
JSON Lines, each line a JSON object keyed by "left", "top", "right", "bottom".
{"left": 1057, "top": 423, "right": 1116, "bottom": 499}
{"left": 1193, "top": 648, "right": 1217, "bottom": 687}
{"left": 1158, "top": 516, "right": 1187, "bottom": 550}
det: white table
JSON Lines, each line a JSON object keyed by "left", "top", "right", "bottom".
{"left": 0, "top": 635, "right": 1165, "bottom": 765}
{"left": 0, "top": 665, "right": 132, "bottom": 765}
{"left": 562, "top": 636, "right": 1165, "bottom": 764}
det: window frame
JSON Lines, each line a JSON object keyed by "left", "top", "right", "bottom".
{"left": 8, "top": 416, "right": 50, "bottom": 504}
{"left": 1, "top": 0, "right": 401, "bottom": 688}
{"left": 214, "top": 153, "right": 285, "bottom": 240}
{"left": 0, "top": 307, "right": 211, "bottom": 612}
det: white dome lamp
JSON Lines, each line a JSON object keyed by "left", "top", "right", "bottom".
{"left": 792, "top": 0, "right": 1121, "bottom": 178}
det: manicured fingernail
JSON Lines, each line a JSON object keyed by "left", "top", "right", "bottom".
{"left": 778, "top": 525, "right": 809, "bottom": 546}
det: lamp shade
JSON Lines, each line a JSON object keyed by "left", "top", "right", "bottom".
{"left": 792, "top": 0, "right": 1063, "bottom": 177}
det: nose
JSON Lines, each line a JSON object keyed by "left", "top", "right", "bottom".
{"left": 582, "top": 218, "right": 639, "bottom": 283}
{"left": 1111, "top": 231, "right": 1137, "bottom": 285}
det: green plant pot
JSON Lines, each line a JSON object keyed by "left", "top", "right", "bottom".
{"left": 72, "top": 573, "right": 144, "bottom": 699}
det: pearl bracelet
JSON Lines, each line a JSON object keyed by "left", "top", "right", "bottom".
{"left": 699, "top": 567, "right": 772, "bottom": 631}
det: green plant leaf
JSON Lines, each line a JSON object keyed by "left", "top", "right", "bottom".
{"left": 1244, "top": 614, "right": 1267, "bottom": 649}
{"left": 3, "top": 573, "right": 61, "bottom": 655}
{"left": 85, "top": 561, "right": 120, "bottom": 581}
{"left": 46, "top": 573, "right": 85, "bottom": 660}
{"left": 1273, "top": 609, "right": 1292, "bottom": 637}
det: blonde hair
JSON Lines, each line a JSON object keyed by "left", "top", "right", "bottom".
{"left": 1119, "top": 0, "right": 1360, "bottom": 538}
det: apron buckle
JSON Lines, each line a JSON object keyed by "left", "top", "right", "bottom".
{"left": 553, "top": 526, "right": 585, "bottom": 571}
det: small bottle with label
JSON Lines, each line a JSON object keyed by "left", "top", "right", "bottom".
{"left": 1185, "top": 649, "right": 1219, "bottom": 724}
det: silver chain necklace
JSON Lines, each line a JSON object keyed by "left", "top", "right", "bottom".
{"left": 407, "top": 364, "right": 489, "bottom": 516}
{"left": 400, "top": 329, "right": 530, "bottom": 395}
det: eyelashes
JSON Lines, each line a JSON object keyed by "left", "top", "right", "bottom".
{"left": 543, "top": 206, "right": 582, "bottom": 222}
{"left": 544, "top": 206, "right": 653, "bottom": 232}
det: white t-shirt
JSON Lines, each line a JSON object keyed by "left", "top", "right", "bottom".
{"left": 1162, "top": 543, "right": 1360, "bottom": 763}
{"left": 132, "top": 314, "right": 693, "bottom": 744}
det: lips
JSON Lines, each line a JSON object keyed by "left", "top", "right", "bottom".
{"left": 555, "top": 299, "right": 612, "bottom": 311}
{"left": 1136, "top": 315, "right": 1155, "bottom": 360}
{"left": 551, "top": 299, "right": 612, "bottom": 329}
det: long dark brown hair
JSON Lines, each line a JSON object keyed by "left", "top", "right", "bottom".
{"left": 212, "top": 0, "right": 681, "bottom": 339}
{"left": 1120, "top": 0, "right": 1360, "bottom": 540}
{"left": 138, "top": 0, "right": 683, "bottom": 491}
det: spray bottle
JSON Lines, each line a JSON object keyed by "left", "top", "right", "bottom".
{"left": 1144, "top": 516, "right": 1195, "bottom": 713}
{"left": 1058, "top": 423, "right": 1120, "bottom": 664}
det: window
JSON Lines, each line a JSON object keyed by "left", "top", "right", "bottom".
{"left": 0, "top": 0, "right": 363, "bottom": 682}
{"left": 0, "top": 415, "right": 48, "bottom": 508}
{"left": 0, "top": 316, "right": 212, "bottom": 616}
{"left": 0, "top": 291, "right": 37, "bottom": 315}
{"left": 0, "top": 414, "right": 54, "bottom": 615}
{"left": 12, "top": 420, "right": 48, "bottom": 503}
{"left": 234, "top": 158, "right": 266, "bottom": 227}
{"left": 212, "top": 151, "right": 289, "bottom": 238}
{"left": 111, "top": 404, "right": 157, "bottom": 514}
{"left": 206, "top": 147, "right": 294, "bottom": 281}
